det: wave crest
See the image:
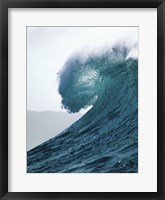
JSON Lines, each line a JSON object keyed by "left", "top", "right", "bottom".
{"left": 58, "top": 43, "right": 137, "bottom": 113}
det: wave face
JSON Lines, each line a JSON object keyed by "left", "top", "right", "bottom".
{"left": 27, "top": 44, "right": 138, "bottom": 173}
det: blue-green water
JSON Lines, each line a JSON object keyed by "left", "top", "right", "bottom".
{"left": 27, "top": 44, "right": 138, "bottom": 173}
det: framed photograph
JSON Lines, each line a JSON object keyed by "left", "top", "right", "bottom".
{"left": 0, "top": 0, "right": 164, "bottom": 199}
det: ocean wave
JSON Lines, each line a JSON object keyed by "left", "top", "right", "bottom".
{"left": 27, "top": 43, "right": 138, "bottom": 173}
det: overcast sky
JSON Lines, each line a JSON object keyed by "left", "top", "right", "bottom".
{"left": 27, "top": 27, "right": 138, "bottom": 112}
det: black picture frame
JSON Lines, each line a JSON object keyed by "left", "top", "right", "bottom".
{"left": 0, "top": 0, "right": 164, "bottom": 199}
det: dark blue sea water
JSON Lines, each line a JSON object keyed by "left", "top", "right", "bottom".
{"left": 27, "top": 45, "right": 138, "bottom": 173}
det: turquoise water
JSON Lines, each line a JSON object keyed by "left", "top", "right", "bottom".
{"left": 27, "top": 44, "right": 138, "bottom": 173}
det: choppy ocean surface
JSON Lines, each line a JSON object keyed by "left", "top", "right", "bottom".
{"left": 27, "top": 44, "right": 138, "bottom": 173}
